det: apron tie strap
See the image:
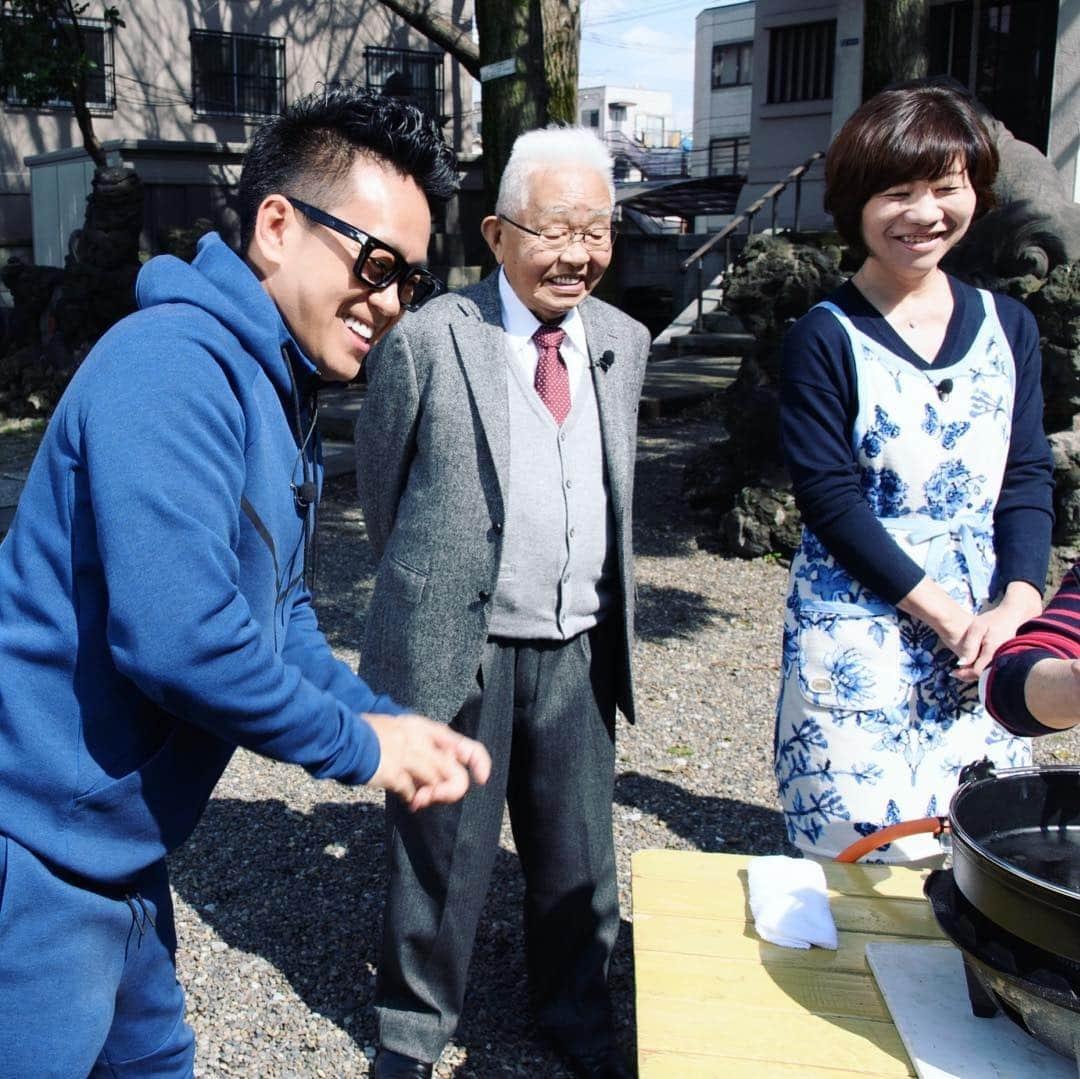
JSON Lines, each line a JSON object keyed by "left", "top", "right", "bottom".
{"left": 881, "top": 515, "right": 993, "bottom": 604}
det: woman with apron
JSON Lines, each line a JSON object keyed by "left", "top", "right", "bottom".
{"left": 774, "top": 83, "right": 1055, "bottom": 863}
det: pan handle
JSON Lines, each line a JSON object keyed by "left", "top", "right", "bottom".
{"left": 833, "top": 817, "right": 950, "bottom": 863}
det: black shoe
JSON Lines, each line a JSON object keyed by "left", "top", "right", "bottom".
{"left": 559, "top": 1045, "right": 634, "bottom": 1079}
{"left": 371, "top": 1047, "right": 434, "bottom": 1079}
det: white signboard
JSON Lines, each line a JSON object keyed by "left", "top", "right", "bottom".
{"left": 480, "top": 58, "right": 518, "bottom": 82}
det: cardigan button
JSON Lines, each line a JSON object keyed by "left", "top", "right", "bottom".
{"left": 478, "top": 590, "right": 491, "bottom": 602}
{"left": 493, "top": 522, "right": 503, "bottom": 534}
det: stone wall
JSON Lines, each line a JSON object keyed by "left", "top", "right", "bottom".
{"left": 682, "top": 233, "right": 846, "bottom": 558}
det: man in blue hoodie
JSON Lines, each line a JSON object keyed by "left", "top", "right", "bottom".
{"left": 0, "top": 86, "right": 490, "bottom": 1078}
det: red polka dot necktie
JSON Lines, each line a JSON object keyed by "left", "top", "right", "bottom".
{"left": 532, "top": 324, "right": 571, "bottom": 425}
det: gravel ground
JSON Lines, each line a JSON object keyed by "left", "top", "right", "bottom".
{"left": 160, "top": 403, "right": 1080, "bottom": 1077}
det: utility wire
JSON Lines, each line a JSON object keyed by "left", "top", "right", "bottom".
{"left": 581, "top": 31, "right": 691, "bottom": 54}
{"left": 583, "top": 0, "right": 704, "bottom": 29}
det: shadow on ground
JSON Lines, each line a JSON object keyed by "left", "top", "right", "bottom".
{"left": 632, "top": 411, "right": 728, "bottom": 561}
{"left": 634, "top": 582, "right": 746, "bottom": 642}
{"left": 170, "top": 797, "right": 633, "bottom": 1077}
{"left": 615, "top": 772, "right": 790, "bottom": 856}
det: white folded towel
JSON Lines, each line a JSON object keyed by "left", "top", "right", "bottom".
{"left": 747, "top": 855, "right": 839, "bottom": 950}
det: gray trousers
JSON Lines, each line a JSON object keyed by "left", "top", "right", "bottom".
{"left": 374, "top": 618, "right": 620, "bottom": 1063}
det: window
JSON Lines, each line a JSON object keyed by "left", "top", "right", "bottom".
{"left": 709, "top": 136, "right": 750, "bottom": 176}
{"left": 3, "top": 15, "right": 115, "bottom": 110}
{"left": 767, "top": 20, "right": 836, "bottom": 104}
{"left": 711, "top": 40, "right": 753, "bottom": 88}
{"left": 191, "top": 29, "right": 285, "bottom": 118}
{"left": 928, "top": 2, "right": 973, "bottom": 87}
{"left": 608, "top": 103, "right": 627, "bottom": 122}
{"left": 581, "top": 108, "right": 600, "bottom": 128}
{"left": 974, "top": 0, "right": 1056, "bottom": 153}
{"left": 365, "top": 47, "right": 444, "bottom": 121}
{"left": 636, "top": 113, "right": 666, "bottom": 147}
{"left": 930, "top": 0, "right": 1054, "bottom": 153}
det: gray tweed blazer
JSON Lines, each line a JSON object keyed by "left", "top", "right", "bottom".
{"left": 354, "top": 271, "right": 650, "bottom": 724}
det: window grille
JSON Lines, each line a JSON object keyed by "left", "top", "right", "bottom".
{"left": 767, "top": 20, "right": 836, "bottom": 104}
{"left": 709, "top": 136, "right": 751, "bottom": 177}
{"left": 3, "top": 15, "right": 115, "bottom": 109}
{"left": 191, "top": 29, "right": 285, "bottom": 118}
{"left": 364, "top": 46, "right": 444, "bottom": 120}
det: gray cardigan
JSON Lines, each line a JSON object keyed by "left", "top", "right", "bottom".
{"left": 354, "top": 271, "right": 651, "bottom": 724}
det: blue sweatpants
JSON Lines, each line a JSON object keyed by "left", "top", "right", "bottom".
{"left": 0, "top": 833, "right": 195, "bottom": 1078}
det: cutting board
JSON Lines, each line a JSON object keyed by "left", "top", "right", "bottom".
{"left": 865, "top": 941, "right": 1075, "bottom": 1078}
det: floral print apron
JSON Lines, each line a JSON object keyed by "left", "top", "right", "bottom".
{"left": 774, "top": 291, "right": 1032, "bottom": 862}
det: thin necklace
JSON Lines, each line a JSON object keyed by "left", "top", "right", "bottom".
{"left": 853, "top": 272, "right": 933, "bottom": 332}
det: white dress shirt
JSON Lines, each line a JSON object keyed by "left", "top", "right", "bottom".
{"left": 497, "top": 267, "right": 589, "bottom": 398}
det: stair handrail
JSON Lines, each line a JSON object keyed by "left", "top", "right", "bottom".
{"left": 604, "top": 129, "right": 652, "bottom": 170}
{"left": 679, "top": 151, "right": 825, "bottom": 271}
{"left": 679, "top": 151, "right": 824, "bottom": 332}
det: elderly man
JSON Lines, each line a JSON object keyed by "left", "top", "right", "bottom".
{"left": 355, "top": 126, "right": 650, "bottom": 1078}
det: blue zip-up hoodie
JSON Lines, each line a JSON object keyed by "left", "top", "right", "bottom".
{"left": 0, "top": 233, "right": 401, "bottom": 885}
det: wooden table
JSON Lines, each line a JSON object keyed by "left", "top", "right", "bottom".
{"left": 631, "top": 849, "right": 949, "bottom": 1077}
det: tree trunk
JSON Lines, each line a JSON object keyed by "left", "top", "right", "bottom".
{"left": 475, "top": 0, "right": 540, "bottom": 202}
{"left": 539, "top": 0, "right": 579, "bottom": 125}
{"left": 70, "top": 81, "right": 107, "bottom": 170}
{"left": 862, "top": 0, "right": 929, "bottom": 100}
{"left": 474, "top": 0, "right": 580, "bottom": 204}
{"left": 58, "top": 0, "right": 107, "bottom": 169}
{"left": 375, "top": 0, "right": 581, "bottom": 206}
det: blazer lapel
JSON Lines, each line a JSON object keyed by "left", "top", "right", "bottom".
{"left": 451, "top": 274, "right": 511, "bottom": 503}
{"left": 581, "top": 301, "right": 629, "bottom": 521}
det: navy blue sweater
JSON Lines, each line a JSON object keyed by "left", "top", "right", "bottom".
{"left": 0, "top": 234, "right": 402, "bottom": 885}
{"left": 779, "top": 276, "right": 1054, "bottom": 605}
{"left": 985, "top": 565, "right": 1080, "bottom": 737}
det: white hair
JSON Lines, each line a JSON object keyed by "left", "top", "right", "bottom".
{"left": 495, "top": 125, "right": 615, "bottom": 217}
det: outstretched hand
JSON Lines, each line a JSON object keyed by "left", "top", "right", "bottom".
{"left": 363, "top": 712, "right": 492, "bottom": 812}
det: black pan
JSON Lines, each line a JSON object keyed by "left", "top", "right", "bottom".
{"left": 949, "top": 760, "right": 1080, "bottom": 963}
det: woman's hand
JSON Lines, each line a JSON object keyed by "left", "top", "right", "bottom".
{"left": 952, "top": 581, "right": 1044, "bottom": 682}
{"left": 897, "top": 578, "right": 1043, "bottom": 682}
{"left": 897, "top": 575, "right": 974, "bottom": 657}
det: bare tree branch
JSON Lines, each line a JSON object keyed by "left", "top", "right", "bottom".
{"left": 376, "top": 0, "right": 479, "bottom": 77}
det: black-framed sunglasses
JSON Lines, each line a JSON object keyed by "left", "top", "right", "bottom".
{"left": 287, "top": 197, "right": 444, "bottom": 311}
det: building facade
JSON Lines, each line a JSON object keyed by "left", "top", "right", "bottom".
{"left": 692, "top": 2, "right": 754, "bottom": 180}
{"left": 1, "top": 1, "right": 476, "bottom": 268}
{"left": 691, "top": 1, "right": 755, "bottom": 229}
{"left": 578, "top": 83, "right": 679, "bottom": 148}
{"left": 694, "top": 0, "right": 1079, "bottom": 232}
{"left": 576, "top": 83, "right": 686, "bottom": 181}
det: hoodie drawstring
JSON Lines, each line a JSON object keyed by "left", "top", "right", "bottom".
{"left": 282, "top": 344, "right": 320, "bottom": 593}
{"left": 124, "top": 893, "right": 156, "bottom": 944}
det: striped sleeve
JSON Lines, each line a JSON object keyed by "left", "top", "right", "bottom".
{"left": 985, "top": 566, "right": 1080, "bottom": 736}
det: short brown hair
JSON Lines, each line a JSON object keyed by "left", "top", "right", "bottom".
{"left": 824, "top": 82, "right": 998, "bottom": 257}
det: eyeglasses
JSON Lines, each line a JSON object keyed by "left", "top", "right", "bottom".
{"left": 287, "top": 197, "right": 444, "bottom": 311}
{"left": 499, "top": 214, "right": 616, "bottom": 252}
